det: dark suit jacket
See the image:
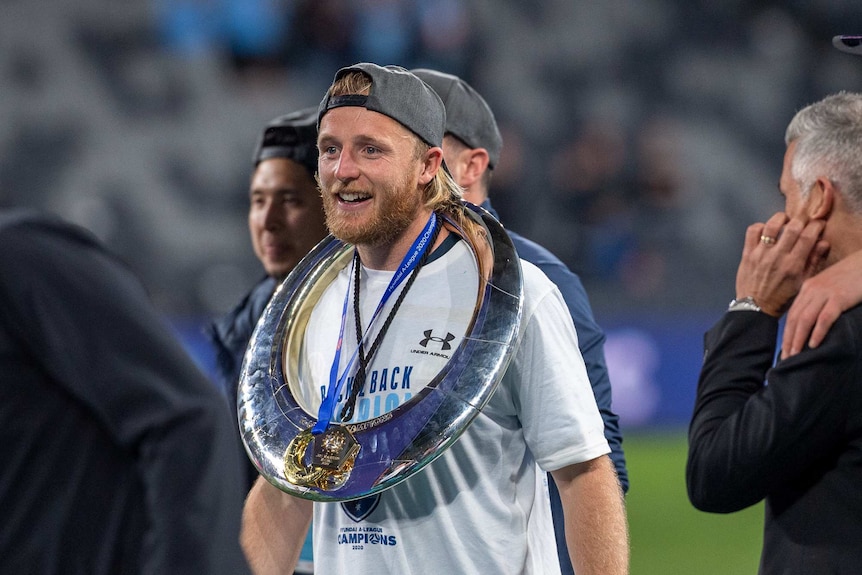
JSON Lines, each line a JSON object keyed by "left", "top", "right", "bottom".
{"left": 687, "top": 306, "right": 862, "bottom": 574}
{"left": 0, "top": 210, "right": 250, "bottom": 575}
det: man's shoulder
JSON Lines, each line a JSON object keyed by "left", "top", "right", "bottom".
{"left": 210, "top": 275, "right": 276, "bottom": 345}
{"left": 0, "top": 209, "right": 99, "bottom": 248}
{"left": 0, "top": 209, "right": 112, "bottom": 283}
{"left": 480, "top": 198, "right": 583, "bottom": 282}
{"left": 506, "top": 228, "right": 587, "bottom": 290}
{"left": 507, "top": 229, "right": 563, "bottom": 267}
{"left": 518, "top": 258, "right": 562, "bottom": 306}
{"left": 842, "top": 303, "right": 862, "bottom": 320}
{"left": 0, "top": 208, "right": 50, "bottom": 232}
{"left": 827, "top": 303, "right": 862, "bottom": 346}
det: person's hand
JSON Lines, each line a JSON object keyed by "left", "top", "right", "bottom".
{"left": 781, "top": 249, "right": 862, "bottom": 358}
{"left": 735, "top": 213, "right": 828, "bottom": 317}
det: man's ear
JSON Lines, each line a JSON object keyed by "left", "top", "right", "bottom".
{"left": 418, "top": 147, "right": 444, "bottom": 185}
{"left": 459, "top": 148, "right": 490, "bottom": 188}
{"left": 808, "top": 177, "right": 835, "bottom": 220}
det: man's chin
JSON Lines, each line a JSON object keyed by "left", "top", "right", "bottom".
{"left": 331, "top": 228, "right": 385, "bottom": 246}
{"left": 327, "top": 210, "right": 414, "bottom": 247}
{"left": 327, "top": 217, "right": 376, "bottom": 246}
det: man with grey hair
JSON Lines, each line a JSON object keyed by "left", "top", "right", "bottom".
{"left": 780, "top": 39, "right": 862, "bottom": 359}
{"left": 241, "top": 63, "right": 629, "bottom": 575}
{"left": 686, "top": 91, "right": 862, "bottom": 573}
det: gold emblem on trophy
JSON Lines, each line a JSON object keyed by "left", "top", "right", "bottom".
{"left": 284, "top": 425, "right": 361, "bottom": 490}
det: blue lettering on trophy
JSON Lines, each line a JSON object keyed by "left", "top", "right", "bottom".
{"left": 369, "top": 368, "right": 394, "bottom": 393}
{"left": 324, "top": 365, "right": 416, "bottom": 421}
{"left": 318, "top": 365, "right": 414, "bottom": 403}
{"left": 356, "top": 365, "right": 414, "bottom": 395}
{"left": 385, "top": 393, "right": 399, "bottom": 412}
{"left": 357, "top": 398, "right": 370, "bottom": 421}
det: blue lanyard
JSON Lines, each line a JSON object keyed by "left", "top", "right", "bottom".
{"left": 312, "top": 212, "right": 439, "bottom": 434}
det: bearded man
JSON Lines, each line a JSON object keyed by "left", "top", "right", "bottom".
{"left": 240, "top": 63, "right": 629, "bottom": 575}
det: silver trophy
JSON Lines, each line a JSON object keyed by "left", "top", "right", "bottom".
{"left": 237, "top": 203, "right": 523, "bottom": 501}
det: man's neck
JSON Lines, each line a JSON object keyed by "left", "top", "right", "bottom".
{"left": 825, "top": 226, "right": 862, "bottom": 265}
{"left": 825, "top": 213, "right": 862, "bottom": 267}
{"left": 356, "top": 210, "right": 443, "bottom": 271}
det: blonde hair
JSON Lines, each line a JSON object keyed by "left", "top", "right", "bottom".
{"left": 785, "top": 91, "right": 862, "bottom": 214}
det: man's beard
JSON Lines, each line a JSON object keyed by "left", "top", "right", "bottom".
{"left": 321, "top": 176, "right": 422, "bottom": 247}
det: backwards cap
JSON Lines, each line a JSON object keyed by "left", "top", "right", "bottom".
{"left": 318, "top": 63, "right": 446, "bottom": 147}
{"left": 411, "top": 69, "right": 503, "bottom": 168}
{"left": 253, "top": 107, "right": 318, "bottom": 176}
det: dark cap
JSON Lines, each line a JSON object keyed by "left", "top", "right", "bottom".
{"left": 411, "top": 69, "right": 503, "bottom": 168}
{"left": 834, "top": 35, "right": 862, "bottom": 55}
{"left": 253, "top": 107, "right": 318, "bottom": 176}
{"left": 318, "top": 63, "right": 445, "bottom": 147}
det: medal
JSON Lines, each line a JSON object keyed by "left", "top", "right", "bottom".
{"left": 284, "top": 425, "right": 360, "bottom": 490}
{"left": 312, "top": 425, "right": 360, "bottom": 469}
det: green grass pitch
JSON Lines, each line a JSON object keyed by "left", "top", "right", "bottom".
{"left": 624, "top": 431, "right": 764, "bottom": 574}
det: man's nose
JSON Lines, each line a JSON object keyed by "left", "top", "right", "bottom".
{"left": 334, "top": 149, "right": 359, "bottom": 181}
{"left": 262, "top": 200, "right": 284, "bottom": 229}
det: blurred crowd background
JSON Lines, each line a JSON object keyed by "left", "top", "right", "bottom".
{"left": 3, "top": 0, "right": 862, "bottom": 429}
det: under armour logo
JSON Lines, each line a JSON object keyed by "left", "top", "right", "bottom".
{"left": 419, "top": 330, "right": 455, "bottom": 350}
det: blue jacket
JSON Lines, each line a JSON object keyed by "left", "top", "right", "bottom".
{"left": 208, "top": 275, "right": 277, "bottom": 490}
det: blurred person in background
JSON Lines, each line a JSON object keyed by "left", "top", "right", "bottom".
{"left": 686, "top": 92, "right": 862, "bottom": 574}
{"left": 0, "top": 209, "right": 251, "bottom": 575}
{"left": 208, "top": 107, "right": 327, "bottom": 575}
{"left": 411, "top": 67, "right": 628, "bottom": 575}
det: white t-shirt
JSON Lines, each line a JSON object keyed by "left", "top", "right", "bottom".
{"left": 298, "top": 238, "right": 609, "bottom": 575}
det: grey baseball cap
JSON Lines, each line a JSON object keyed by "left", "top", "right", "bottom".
{"left": 834, "top": 35, "right": 862, "bottom": 55}
{"left": 411, "top": 68, "right": 503, "bottom": 168}
{"left": 317, "top": 63, "right": 446, "bottom": 147}
{"left": 254, "top": 107, "right": 318, "bottom": 176}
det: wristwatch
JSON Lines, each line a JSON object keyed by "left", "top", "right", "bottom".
{"left": 728, "top": 296, "right": 761, "bottom": 312}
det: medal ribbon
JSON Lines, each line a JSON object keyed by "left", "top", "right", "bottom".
{"left": 312, "top": 212, "right": 438, "bottom": 434}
